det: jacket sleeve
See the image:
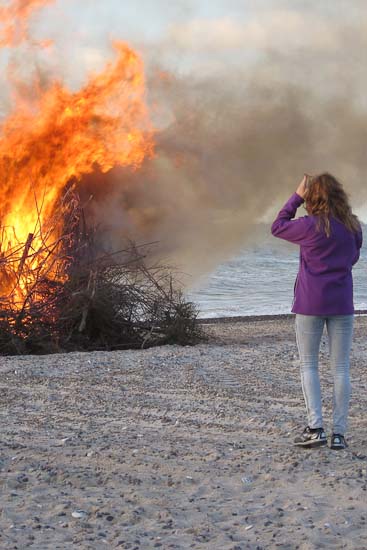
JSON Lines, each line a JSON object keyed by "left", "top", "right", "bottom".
{"left": 271, "top": 193, "right": 314, "bottom": 245}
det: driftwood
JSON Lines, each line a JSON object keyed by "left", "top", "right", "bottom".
{"left": 0, "top": 189, "right": 203, "bottom": 355}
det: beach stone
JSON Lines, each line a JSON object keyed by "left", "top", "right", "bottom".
{"left": 71, "top": 510, "right": 88, "bottom": 519}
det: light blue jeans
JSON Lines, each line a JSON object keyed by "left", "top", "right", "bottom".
{"left": 295, "top": 314, "right": 354, "bottom": 435}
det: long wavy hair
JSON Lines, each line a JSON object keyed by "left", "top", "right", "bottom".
{"left": 304, "top": 173, "right": 360, "bottom": 237}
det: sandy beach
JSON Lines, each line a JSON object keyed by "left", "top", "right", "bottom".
{"left": 1, "top": 315, "right": 367, "bottom": 549}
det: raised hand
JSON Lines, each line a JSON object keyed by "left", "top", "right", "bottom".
{"left": 296, "top": 174, "right": 311, "bottom": 198}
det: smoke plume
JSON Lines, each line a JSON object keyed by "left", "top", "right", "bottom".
{"left": 2, "top": 1, "right": 367, "bottom": 286}
{"left": 0, "top": 0, "right": 53, "bottom": 46}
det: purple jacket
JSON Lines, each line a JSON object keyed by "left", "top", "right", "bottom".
{"left": 271, "top": 193, "right": 363, "bottom": 315}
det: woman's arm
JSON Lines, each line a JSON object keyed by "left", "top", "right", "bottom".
{"left": 271, "top": 192, "right": 313, "bottom": 245}
{"left": 271, "top": 174, "right": 316, "bottom": 245}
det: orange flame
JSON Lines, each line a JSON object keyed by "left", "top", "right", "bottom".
{"left": 0, "top": 0, "right": 54, "bottom": 46}
{"left": 0, "top": 9, "right": 155, "bottom": 306}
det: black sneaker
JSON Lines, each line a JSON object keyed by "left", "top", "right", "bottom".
{"left": 330, "top": 433, "right": 348, "bottom": 450}
{"left": 294, "top": 426, "right": 327, "bottom": 448}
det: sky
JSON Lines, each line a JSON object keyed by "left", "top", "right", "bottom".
{"left": 30, "top": 0, "right": 367, "bottom": 219}
{"left": 1, "top": 0, "right": 367, "bottom": 266}
{"left": 28, "top": 1, "right": 367, "bottom": 86}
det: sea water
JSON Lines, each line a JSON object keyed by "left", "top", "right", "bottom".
{"left": 188, "top": 225, "right": 367, "bottom": 318}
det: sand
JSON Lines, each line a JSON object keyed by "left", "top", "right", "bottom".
{"left": 1, "top": 315, "right": 367, "bottom": 549}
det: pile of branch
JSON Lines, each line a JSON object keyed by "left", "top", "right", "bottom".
{"left": 0, "top": 189, "right": 203, "bottom": 355}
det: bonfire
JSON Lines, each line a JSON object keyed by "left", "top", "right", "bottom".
{"left": 0, "top": 5, "right": 202, "bottom": 354}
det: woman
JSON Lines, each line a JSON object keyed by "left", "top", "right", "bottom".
{"left": 271, "top": 173, "right": 363, "bottom": 450}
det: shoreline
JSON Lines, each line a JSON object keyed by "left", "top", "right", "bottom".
{"left": 198, "top": 309, "right": 367, "bottom": 324}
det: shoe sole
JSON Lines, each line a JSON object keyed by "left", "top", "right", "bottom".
{"left": 294, "top": 440, "right": 327, "bottom": 448}
{"left": 330, "top": 444, "right": 348, "bottom": 450}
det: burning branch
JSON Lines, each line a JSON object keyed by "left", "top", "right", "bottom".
{"left": 0, "top": 189, "right": 203, "bottom": 355}
{"left": 16, "top": 232, "right": 34, "bottom": 277}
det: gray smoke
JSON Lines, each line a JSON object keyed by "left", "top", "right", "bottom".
{"left": 83, "top": 2, "right": 367, "bottom": 284}
{"left": 3, "top": 1, "right": 367, "bottom": 285}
